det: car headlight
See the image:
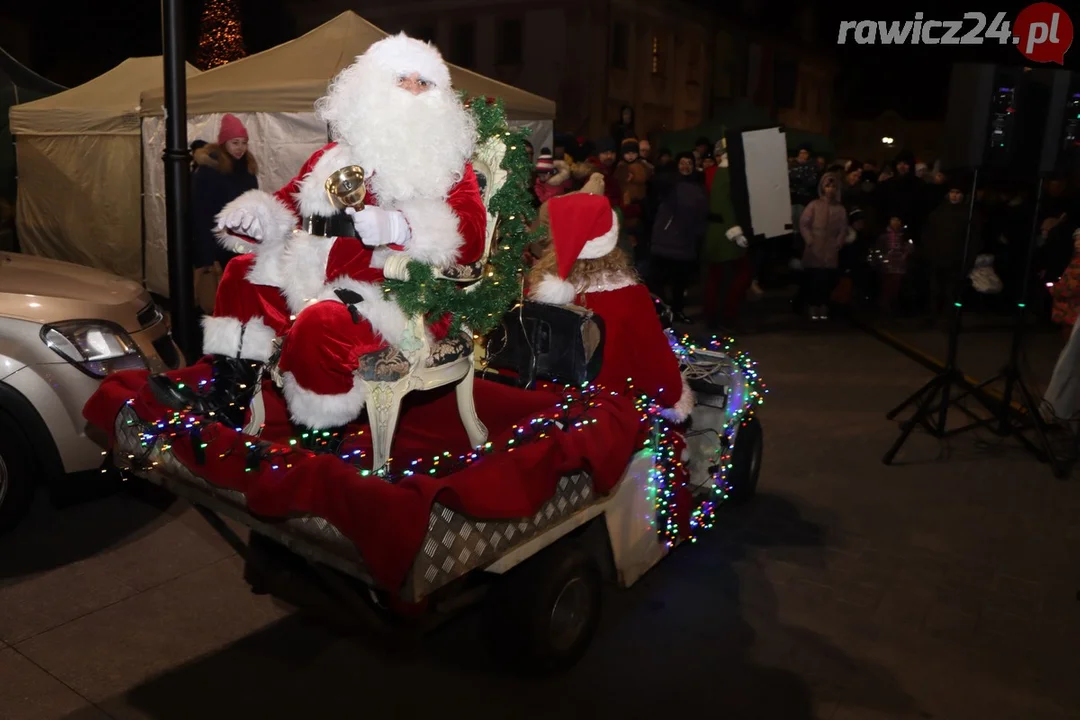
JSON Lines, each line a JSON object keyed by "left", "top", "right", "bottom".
{"left": 40, "top": 320, "right": 147, "bottom": 379}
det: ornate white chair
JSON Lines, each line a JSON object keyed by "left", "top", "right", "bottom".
{"left": 242, "top": 137, "right": 506, "bottom": 471}
{"left": 355, "top": 136, "right": 507, "bottom": 470}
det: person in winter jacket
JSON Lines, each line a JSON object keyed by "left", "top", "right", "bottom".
{"left": 648, "top": 151, "right": 709, "bottom": 321}
{"left": 702, "top": 147, "right": 752, "bottom": 330}
{"left": 789, "top": 144, "right": 820, "bottom": 236}
{"left": 614, "top": 138, "right": 653, "bottom": 260}
{"left": 533, "top": 153, "right": 571, "bottom": 206}
{"left": 922, "top": 180, "right": 981, "bottom": 319}
{"left": 1049, "top": 229, "right": 1080, "bottom": 341}
{"left": 190, "top": 113, "right": 259, "bottom": 314}
{"left": 876, "top": 216, "right": 913, "bottom": 315}
{"left": 799, "top": 172, "right": 850, "bottom": 320}
{"left": 571, "top": 137, "right": 622, "bottom": 208}
{"left": 610, "top": 105, "right": 637, "bottom": 147}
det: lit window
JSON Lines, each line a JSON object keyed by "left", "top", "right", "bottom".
{"left": 652, "top": 36, "right": 659, "bottom": 74}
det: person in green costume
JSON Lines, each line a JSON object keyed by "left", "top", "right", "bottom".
{"left": 702, "top": 138, "right": 751, "bottom": 331}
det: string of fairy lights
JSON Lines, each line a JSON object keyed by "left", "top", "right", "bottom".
{"left": 120, "top": 332, "right": 765, "bottom": 548}
{"left": 195, "top": 0, "right": 247, "bottom": 71}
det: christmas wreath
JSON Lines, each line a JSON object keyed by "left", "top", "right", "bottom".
{"left": 383, "top": 96, "right": 537, "bottom": 337}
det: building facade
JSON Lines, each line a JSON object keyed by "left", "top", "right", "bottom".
{"left": 836, "top": 110, "right": 945, "bottom": 168}
{"left": 287, "top": 0, "right": 835, "bottom": 144}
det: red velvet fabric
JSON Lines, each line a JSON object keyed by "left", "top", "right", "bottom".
{"left": 579, "top": 284, "right": 684, "bottom": 409}
{"left": 446, "top": 162, "right": 488, "bottom": 265}
{"left": 216, "top": 255, "right": 293, "bottom": 334}
{"left": 278, "top": 301, "right": 386, "bottom": 396}
{"left": 84, "top": 372, "right": 643, "bottom": 592}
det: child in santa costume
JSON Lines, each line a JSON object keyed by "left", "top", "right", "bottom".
{"left": 150, "top": 33, "right": 488, "bottom": 435}
{"left": 527, "top": 193, "right": 694, "bottom": 423}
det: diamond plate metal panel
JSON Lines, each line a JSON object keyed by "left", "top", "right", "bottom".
{"left": 402, "top": 471, "right": 597, "bottom": 602}
{"left": 112, "top": 407, "right": 601, "bottom": 604}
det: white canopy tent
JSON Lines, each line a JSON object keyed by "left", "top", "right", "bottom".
{"left": 9, "top": 57, "right": 200, "bottom": 281}
{"left": 139, "top": 11, "right": 556, "bottom": 296}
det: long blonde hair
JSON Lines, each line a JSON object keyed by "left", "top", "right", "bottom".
{"left": 526, "top": 240, "right": 638, "bottom": 295}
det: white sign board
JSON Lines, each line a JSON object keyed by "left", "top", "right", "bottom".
{"left": 742, "top": 127, "right": 793, "bottom": 239}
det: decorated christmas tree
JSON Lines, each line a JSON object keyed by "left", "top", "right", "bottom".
{"left": 195, "top": 0, "right": 247, "bottom": 70}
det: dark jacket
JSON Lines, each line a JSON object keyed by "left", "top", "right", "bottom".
{"left": 651, "top": 173, "right": 709, "bottom": 262}
{"left": 922, "top": 198, "right": 981, "bottom": 271}
{"left": 789, "top": 161, "right": 819, "bottom": 207}
{"left": 191, "top": 143, "right": 259, "bottom": 268}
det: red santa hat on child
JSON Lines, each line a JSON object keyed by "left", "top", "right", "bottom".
{"left": 532, "top": 193, "right": 620, "bottom": 305}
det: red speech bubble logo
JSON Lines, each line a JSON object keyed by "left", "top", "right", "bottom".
{"left": 1013, "top": 3, "right": 1074, "bottom": 65}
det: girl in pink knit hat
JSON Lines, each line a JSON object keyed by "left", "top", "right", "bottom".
{"left": 191, "top": 113, "right": 259, "bottom": 313}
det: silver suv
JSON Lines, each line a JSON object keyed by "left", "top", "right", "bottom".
{"left": 0, "top": 251, "right": 183, "bottom": 533}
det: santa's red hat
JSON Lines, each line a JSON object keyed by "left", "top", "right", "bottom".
{"left": 534, "top": 193, "right": 619, "bottom": 304}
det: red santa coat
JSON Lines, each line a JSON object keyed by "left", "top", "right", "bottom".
{"left": 204, "top": 142, "right": 487, "bottom": 364}
{"left": 531, "top": 273, "right": 693, "bottom": 422}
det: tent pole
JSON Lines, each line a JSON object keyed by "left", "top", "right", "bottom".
{"left": 161, "top": 0, "right": 196, "bottom": 362}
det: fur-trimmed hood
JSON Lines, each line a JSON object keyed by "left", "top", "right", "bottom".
{"left": 193, "top": 143, "right": 259, "bottom": 176}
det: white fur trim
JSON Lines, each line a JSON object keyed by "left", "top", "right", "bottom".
{"left": 370, "top": 247, "right": 394, "bottom": 269}
{"left": 725, "top": 225, "right": 744, "bottom": 241}
{"left": 268, "top": 232, "right": 336, "bottom": 315}
{"left": 363, "top": 33, "right": 453, "bottom": 90}
{"left": 531, "top": 275, "right": 577, "bottom": 305}
{"left": 579, "top": 272, "right": 638, "bottom": 294}
{"left": 295, "top": 144, "right": 365, "bottom": 218}
{"left": 239, "top": 318, "right": 277, "bottom": 363}
{"left": 317, "top": 276, "right": 410, "bottom": 347}
{"left": 660, "top": 375, "right": 695, "bottom": 424}
{"left": 845, "top": 227, "right": 857, "bottom": 244}
{"left": 578, "top": 210, "right": 620, "bottom": 260}
{"left": 202, "top": 315, "right": 243, "bottom": 357}
{"left": 215, "top": 190, "right": 297, "bottom": 253}
{"left": 396, "top": 198, "right": 464, "bottom": 267}
{"left": 281, "top": 371, "right": 368, "bottom": 430}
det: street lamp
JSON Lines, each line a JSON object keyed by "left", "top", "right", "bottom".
{"left": 881, "top": 136, "right": 894, "bottom": 145}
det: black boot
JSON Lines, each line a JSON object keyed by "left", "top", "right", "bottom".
{"left": 148, "top": 355, "right": 263, "bottom": 429}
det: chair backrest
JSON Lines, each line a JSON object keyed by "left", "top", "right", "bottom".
{"left": 469, "top": 135, "right": 508, "bottom": 267}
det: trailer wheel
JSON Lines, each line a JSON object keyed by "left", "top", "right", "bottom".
{"left": 726, "top": 416, "right": 763, "bottom": 503}
{"left": 485, "top": 543, "right": 602, "bottom": 674}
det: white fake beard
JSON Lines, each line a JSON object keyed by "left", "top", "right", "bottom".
{"left": 316, "top": 65, "right": 476, "bottom": 204}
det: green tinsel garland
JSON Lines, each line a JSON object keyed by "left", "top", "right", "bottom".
{"left": 383, "top": 96, "right": 536, "bottom": 337}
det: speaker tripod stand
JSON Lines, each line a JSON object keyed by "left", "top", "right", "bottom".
{"left": 883, "top": 172, "right": 1069, "bottom": 478}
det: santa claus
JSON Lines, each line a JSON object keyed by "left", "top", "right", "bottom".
{"left": 150, "top": 33, "right": 488, "bottom": 434}
{"left": 527, "top": 193, "right": 694, "bottom": 422}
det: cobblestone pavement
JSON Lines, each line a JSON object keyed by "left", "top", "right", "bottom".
{"left": 1, "top": 320, "right": 1078, "bottom": 720}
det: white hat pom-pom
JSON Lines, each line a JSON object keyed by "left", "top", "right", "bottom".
{"left": 531, "top": 275, "right": 578, "bottom": 305}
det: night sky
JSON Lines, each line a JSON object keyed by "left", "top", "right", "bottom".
{"left": 3, "top": 1, "right": 1078, "bottom": 122}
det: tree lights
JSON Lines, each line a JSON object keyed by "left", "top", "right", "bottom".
{"left": 195, "top": 0, "right": 247, "bottom": 70}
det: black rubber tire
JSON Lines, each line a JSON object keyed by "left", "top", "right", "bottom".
{"left": 726, "top": 416, "right": 763, "bottom": 504}
{"left": 0, "top": 419, "right": 36, "bottom": 535}
{"left": 485, "top": 543, "right": 603, "bottom": 674}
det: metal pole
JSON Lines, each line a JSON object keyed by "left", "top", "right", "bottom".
{"left": 162, "top": 0, "right": 196, "bottom": 361}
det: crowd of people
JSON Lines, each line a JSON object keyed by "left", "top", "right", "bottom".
{"left": 519, "top": 114, "right": 1080, "bottom": 336}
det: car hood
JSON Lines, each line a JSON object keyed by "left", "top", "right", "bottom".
{"left": 0, "top": 252, "right": 151, "bottom": 329}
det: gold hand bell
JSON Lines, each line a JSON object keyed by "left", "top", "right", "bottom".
{"left": 325, "top": 165, "right": 367, "bottom": 211}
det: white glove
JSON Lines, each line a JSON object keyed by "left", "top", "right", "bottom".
{"left": 347, "top": 206, "right": 411, "bottom": 247}
{"left": 216, "top": 207, "right": 263, "bottom": 241}
{"left": 734, "top": 234, "right": 749, "bottom": 248}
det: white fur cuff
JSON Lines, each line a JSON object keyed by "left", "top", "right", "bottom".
{"left": 659, "top": 375, "right": 695, "bottom": 424}
{"left": 202, "top": 315, "right": 243, "bottom": 357}
{"left": 397, "top": 198, "right": 464, "bottom": 268}
{"left": 281, "top": 371, "right": 368, "bottom": 430}
{"left": 531, "top": 275, "right": 577, "bottom": 305}
{"left": 216, "top": 190, "right": 298, "bottom": 253}
{"left": 296, "top": 144, "right": 362, "bottom": 218}
{"left": 239, "top": 318, "right": 277, "bottom": 363}
{"left": 725, "top": 225, "right": 744, "bottom": 241}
